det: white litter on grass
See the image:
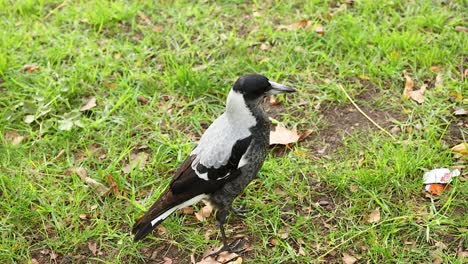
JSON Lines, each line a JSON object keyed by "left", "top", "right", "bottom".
{"left": 423, "top": 168, "right": 461, "bottom": 191}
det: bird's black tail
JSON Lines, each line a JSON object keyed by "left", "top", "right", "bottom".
{"left": 132, "top": 189, "right": 203, "bottom": 241}
{"left": 132, "top": 189, "right": 177, "bottom": 242}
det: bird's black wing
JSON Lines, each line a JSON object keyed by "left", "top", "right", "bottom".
{"left": 170, "top": 136, "right": 252, "bottom": 194}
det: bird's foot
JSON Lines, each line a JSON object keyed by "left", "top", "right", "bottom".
{"left": 230, "top": 206, "right": 248, "bottom": 219}
{"left": 206, "top": 238, "right": 246, "bottom": 258}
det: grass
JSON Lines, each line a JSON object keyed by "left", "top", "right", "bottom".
{"left": 1, "top": 0, "right": 467, "bottom": 263}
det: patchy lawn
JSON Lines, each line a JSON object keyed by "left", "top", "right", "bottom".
{"left": 1, "top": 0, "right": 467, "bottom": 263}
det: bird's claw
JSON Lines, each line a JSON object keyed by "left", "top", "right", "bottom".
{"left": 230, "top": 206, "right": 248, "bottom": 219}
{"left": 206, "top": 238, "right": 246, "bottom": 258}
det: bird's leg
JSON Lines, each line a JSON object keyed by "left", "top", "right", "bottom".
{"left": 207, "top": 209, "right": 245, "bottom": 258}
{"left": 230, "top": 205, "right": 248, "bottom": 219}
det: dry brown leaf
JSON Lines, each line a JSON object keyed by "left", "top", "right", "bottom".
{"left": 79, "top": 214, "right": 87, "bottom": 220}
{"left": 427, "top": 183, "right": 446, "bottom": 195}
{"left": 156, "top": 225, "right": 167, "bottom": 236}
{"left": 277, "top": 19, "right": 311, "bottom": 31}
{"left": 162, "top": 257, "right": 173, "bottom": 264}
{"left": 66, "top": 167, "right": 109, "bottom": 195}
{"left": 270, "top": 124, "right": 300, "bottom": 145}
{"left": 195, "top": 203, "right": 213, "bottom": 222}
{"left": 153, "top": 25, "right": 163, "bottom": 33}
{"left": 458, "top": 250, "right": 468, "bottom": 258}
{"left": 454, "top": 26, "right": 468, "bottom": 32}
{"left": 50, "top": 252, "right": 58, "bottom": 260}
{"left": 192, "top": 64, "right": 208, "bottom": 72}
{"left": 366, "top": 207, "right": 380, "bottom": 223}
{"left": 4, "top": 131, "right": 24, "bottom": 145}
{"left": 137, "top": 95, "right": 149, "bottom": 105}
{"left": 23, "top": 64, "right": 40, "bottom": 73}
{"left": 268, "top": 95, "right": 279, "bottom": 106}
{"left": 123, "top": 152, "right": 149, "bottom": 174}
{"left": 453, "top": 109, "right": 467, "bottom": 116}
{"left": 278, "top": 227, "right": 290, "bottom": 239}
{"left": 342, "top": 253, "right": 358, "bottom": 264}
{"left": 297, "top": 245, "right": 306, "bottom": 256}
{"left": 270, "top": 238, "right": 280, "bottom": 246}
{"left": 198, "top": 246, "right": 241, "bottom": 264}
{"left": 298, "top": 129, "right": 313, "bottom": 142}
{"left": 88, "top": 241, "right": 97, "bottom": 256}
{"left": 402, "top": 71, "right": 426, "bottom": 103}
{"left": 431, "top": 65, "right": 441, "bottom": 72}
{"left": 65, "top": 167, "right": 88, "bottom": 179}
{"left": 182, "top": 207, "right": 195, "bottom": 215}
{"left": 80, "top": 96, "right": 97, "bottom": 111}
{"left": 137, "top": 11, "right": 152, "bottom": 25}
{"left": 451, "top": 143, "right": 467, "bottom": 155}
{"left": 315, "top": 24, "right": 325, "bottom": 36}
{"left": 107, "top": 174, "right": 120, "bottom": 197}
{"left": 434, "top": 73, "right": 443, "bottom": 89}
{"left": 260, "top": 43, "right": 269, "bottom": 50}
{"left": 31, "top": 258, "right": 40, "bottom": 264}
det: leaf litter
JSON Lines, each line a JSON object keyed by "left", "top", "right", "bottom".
{"left": 65, "top": 167, "right": 109, "bottom": 196}
{"left": 402, "top": 71, "right": 426, "bottom": 104}
{"left": 79, "top": 96, "right": 97, "bottom": 112}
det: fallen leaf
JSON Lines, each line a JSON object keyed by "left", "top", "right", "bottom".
{"left": 431, "top": 65, "right": 441, "bottom": 72}
{"left": 4, "top": 131, "right": 24, "bottom": 145}
{"left": 342, "top": 253, "right": 358, "bottom": 264}
{"left": 153, "top": 25, "right": 163, "bottom": 33}
{"left": 366, "top": 207, "right": 380, "bottom": 223}
{"left": 156, "top": 225, "right": 167, "bottom": 236}
{"left": 278, "top": 227, "right": 290, "bottom": 239}
{"left": 269, "top": 238, "right": 279, "bottom": 246}
{"left": 451, "top": 143, "right": 467, "bottom": 155}
{"left": 88, "top": 241, "right": 97, "bottom": 256}
{"left": 270, "top": 124, "right": 300, "bottom": 145}
{"left": 58, "top": 119, "right": 73, "bottom": 131}
{"left": 434, "top": 73, "right": 443, "bottom": 89}
{"left": 107, "top": 174, "right": 120, "bottom": 197}
{"left": 454, "top": 26, "right": 468, "bottom": 33}
{"left": 23, "top": 64, "right": 40, "bottom": 73}
{"left": 137, "top": 95, "right": 149, "bottom": 105}
{"left": 182, "top": 207, "right": 194, "bottom": 215}
{"left": 260, "top": 43, "right": 269, "bottom": 50}
{"left": 297, "top": 245, "right": 306, "bottom": 256}
{"left": 65, "top": 167, "right": 88, "bottom": 179}
{"left": 426, "top": 183, "right": 445, "bottom": 195}
{"left": 123, "top": 152, "right": 149, "bottom": 174}
{"left": 49, "top": 251, "right": 58, "bottom": 260}
{"left": 195, "top": 203, "right": 213, "bottom": 222}
{"left": 268, "top": 95, "right": 279, "bottom": 106}
{"left": 315, "top": 24, "right": 325, "bottom": 36}
{"left": 277, "top": 19, "right": 311, "bottom": 31}
{"left": 31, "top": 258, "right": 39, "bottom": 264}
{"left": 66, "top": 167, "right": 109, "bottom": 195}
{"left": 192, "top": 64, "right": 208, "bottom": 71}
{"left": 79, "top": 214, "right": 87, "bottom": 220}
{"left": 453, "top": 109, "right": 467, "bottom": 116}
{"left": 162, "top": 257, "right": 173, "bottom": 264}
{"left": 137, "top": 11, "right": 152, "bottom": 25}
{"left": 298, "top": 129, "right": 313, "bottom": 142}
{"left": 24, "top": 114, "right": 35, "bottom": 124}
{"left": 402, "top": 71, "right": 426, "bottom": 103}
{"left": 80, "top": 96, "right": 97, "bottom": 112}
{"left": 458, "top": 250, "right": 468, "bottom": 258}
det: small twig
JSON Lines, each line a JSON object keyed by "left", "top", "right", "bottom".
{"left": 43, "top": 1, "right": 69, "bottom": 20}
{"left": 317, "top": 215, "right": 411, "bottom": 260}
{"left": 338, "top": 84, "right": 396, "bottom": 140}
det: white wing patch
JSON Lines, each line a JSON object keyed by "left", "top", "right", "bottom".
{"left": 191, "top": 90, "right": 256, "bottom": 180}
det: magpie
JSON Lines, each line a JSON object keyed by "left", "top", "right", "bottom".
{"left": 132, "top": 74, "right": 296, "bottom": 253}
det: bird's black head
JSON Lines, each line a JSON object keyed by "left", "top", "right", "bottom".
{"left": 233, "top": 74, "right": 296, "bottom": 101}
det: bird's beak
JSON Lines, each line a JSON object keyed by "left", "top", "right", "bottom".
{"left": 267, "top": 81, "right": 297, "bottom": 95}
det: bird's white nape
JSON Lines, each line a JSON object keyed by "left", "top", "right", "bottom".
{"left": 225, "top": 90, "right": 257, "bottom": 127}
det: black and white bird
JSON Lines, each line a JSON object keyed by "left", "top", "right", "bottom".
{"left": 132, "top": 74, "right": 296, "bottom": 253}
